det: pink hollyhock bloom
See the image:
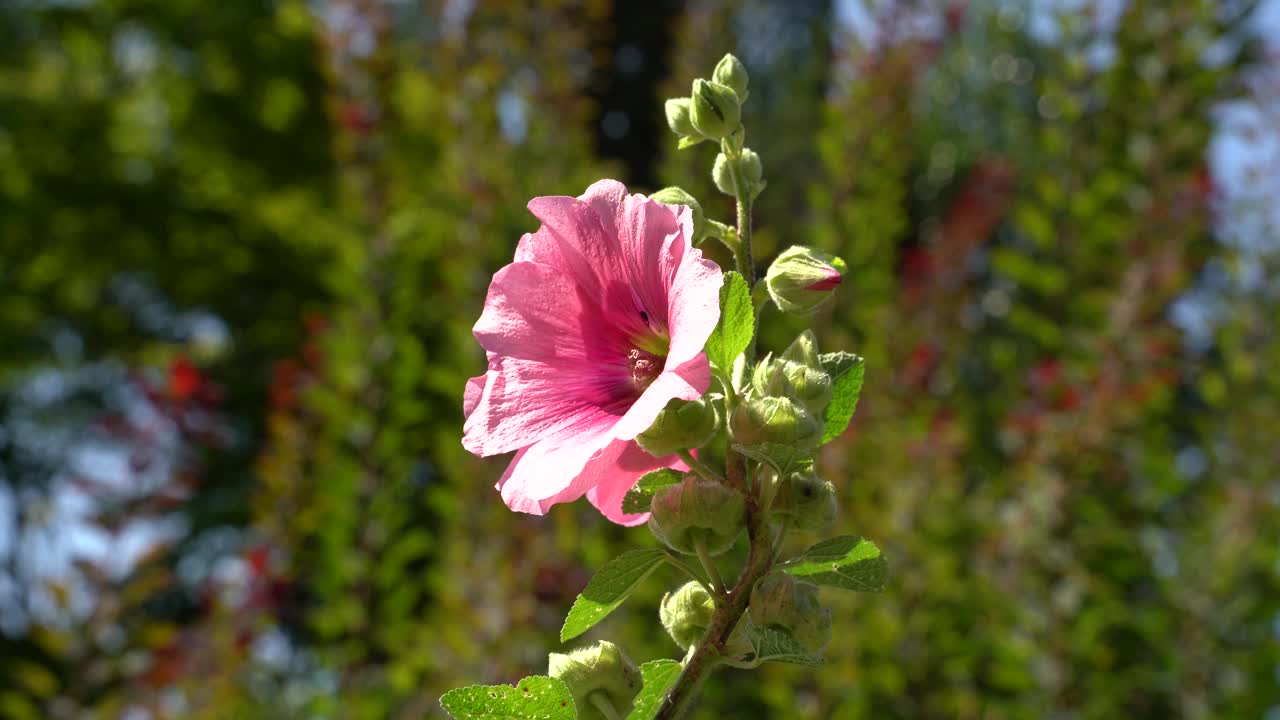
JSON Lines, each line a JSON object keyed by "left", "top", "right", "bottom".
{"left": 462, "top": 179, "right": 723, "bottom": 525}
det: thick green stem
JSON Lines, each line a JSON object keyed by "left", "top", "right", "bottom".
{"left": 693, "top": 535, "right": 726, "bottom": 596}
{"left": 652, "top": 454, "right": 772, "bottom": 720}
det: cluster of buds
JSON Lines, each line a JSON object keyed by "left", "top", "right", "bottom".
{"left": 664, "top": 54, "right": 748, "bottom": 145}
{"left": 732, "top": 331, "right": 835, "bottom": 454}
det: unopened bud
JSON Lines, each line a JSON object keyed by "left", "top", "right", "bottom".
{"left": 751, "top": 356, "right": 832, "bottom": 416}
{"left": 712, "top": 53, "right": 750, "bottom": 103}
{"left": 749, "top": 573, "right": 832, "bottom": 654}
{"left": 690, "top": 79, "right": 740, "bottom": 140}
{"left": 548, "top": 641, "right": 641, "bottom": 720}
{"left": 659, "top": 581, "right": 715, "bottom": 649}
{"left": 772, "top": 471, "right": 837, "bottom": 531}
{"left": 636, "top": 397, "right": 719, "bottom": 458}
{"left": 648, "top": 476, "right": 745, "bottom": 556}
{"left": 664, "top": 97, "right": 699, "bottom": 139}
{"left": 781, "top": 330, "right": 821, "bottom": 367}
{"left": 765, "top": 245, "right": 847, "bottom": 315}
{"left": 649, "top": 187, "right": 707, "bottom": 243}
{"left": 739, "top": 149, "right": 763, "bottom": 184}
{"left": 712, "top": 153, "right": 735, "bottom": 196}
{"left": 731, "top": 395, "right": 821, "bottom": 451}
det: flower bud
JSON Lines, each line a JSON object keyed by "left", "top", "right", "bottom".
{"left": 781, "top": 330, "right": 821, "bottom": 367}
{"left": 771, "top": 470, "right": 837, "bottom": 531}
{"left": 648, "top": 476, "right": 745, "bottom": 556}
{"left": 548, "top": 641, "right": 641, "bottom": 720}
{"left": 690, "top": 79, "right": 740, "bottom": 140}
{"left": 659, "top": 581, "right": 715, "bottom": 649}
{"left": 712, "top": 53, "right": 749, "bottom": 103}
{"left": 739, "top": 148, "right": 763, "bottom": 185}
{"left": 731, "top": 395, "right": 821, "bottom": 451}
{"left": 649, "top": 186, "right": 706, "bottom": 242}
{"left": 749, "top": 573, "right": 832, "bottom": 654}
{"left": 751, "top": 356, "right": 832, "bottom": 416}
{"left": 635, "top": 396, "right": 719, "bottom": 458}
{"left": 765, "top": 245, "right": 848, "bottom": 315}
{"left": 664, "top": 97, "right": 699, "bottom": 139}
{"left": 712, "top": 152, "right": 735, "bottom": 196}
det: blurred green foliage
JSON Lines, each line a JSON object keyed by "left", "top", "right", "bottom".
{"left": 0, "top": 1, "right": 1276, "bottom": 719}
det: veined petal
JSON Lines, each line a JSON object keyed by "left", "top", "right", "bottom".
{"left": 496, "top": 422, "right": 620, "bottom": 511}
{"left": 462, "top": 355, "right": 616, "bottom": 456}
{"left": 665, "top": 248, "right": 723, "bottom": 367}
{"left": 473, "top": 261, "right": 615, "bottom": 364}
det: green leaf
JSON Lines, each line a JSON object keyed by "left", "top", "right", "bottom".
{"left": 560, "top": 549, "right": 668, "bottom": 642}
{"left": 781, "top": 535, "right": 887, "bottom": 592}
{"left": 731, "top": 442, "right": 813, "bottom": 476}
{"left": 621, "top": 469, "right": 686, "bottom": 515}
{"left": 440, "top": 676, "right": 577, "bottom": 720}
{"left": 818, "top": 352, "right": 865, "bottom": 444}
{"left": 743, "top": 625, "right": 824, "bottom": 667}
{"left": 704, "top": 272, "right": 753, "bottom": 372}
{"left": 677, "top": 135, "right": 706, "bottom": 149}
{"left": 625, "top": 660, "right": 683, "bottom": 720}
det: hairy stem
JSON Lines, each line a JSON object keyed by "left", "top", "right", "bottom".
{"left": 653, "top": 453, "right": 772, "bottom": 720}
{"left": 693, "top": 535, "right": 726, "bottom": 596}
{"left": 678, "top": 449, "right": 724, "bottom": 484}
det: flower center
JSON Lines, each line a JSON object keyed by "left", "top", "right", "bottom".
{"left": 627, "top": 348, "right": 663, "bottom": 393}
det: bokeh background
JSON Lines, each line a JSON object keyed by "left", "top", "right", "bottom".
{"left": 2, "top": 0, "right": 1278, "bottom": 718}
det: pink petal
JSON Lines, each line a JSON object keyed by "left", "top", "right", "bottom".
{"left": 497, "top": 422, "right": 620, "bottom": 510}
{"left": 610, "top": 355, "right": 711, "bottom": 441}
{"left": 463, "top": 374, "right": 487, "bottom": 418}
{"left": 613, "top": 194, "right": 684, "bottom": 331}
{"left": 462, "top": 355, "right": 616, "bottom": 456}
{"left": 665, "top": 249, "right": 724, "bottom": 367}
{"left": 473, "top": 261, "right": 617, "bottom": 364}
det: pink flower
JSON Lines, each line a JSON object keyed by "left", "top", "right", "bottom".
{"left": 462, "top": 180, "right": 724, "bottom": 525}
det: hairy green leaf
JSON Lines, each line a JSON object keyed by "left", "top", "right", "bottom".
{"left": 704, "top": 272, "right": 753, "bottom": 372}
{"left": 621, "top": 469, "right": 685, "bottom": 515}
{"left": 625, "top": 659, "right": 683, "bottom": 720}
{"left": 781, "top": 535, "right": 887, "bottom": 592}
{"left": 560, "top": 549, "right": 668, "bottom": 642}
{"left": 440, "top": 676, "right": 576, "bottom": 720}
{"left": 819, "top": 352, "right": 865, "bottom": 444}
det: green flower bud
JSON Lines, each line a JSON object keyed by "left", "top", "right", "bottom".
{"left": 712, "top": 53, "right": 750, "bottom": 103}
{"left": 649, "top": 187, "right": 706, "bottom": 242}
{"left": 548, "top": 641, "right": 641, "bottom": 720}
{"left": 765, "top": 245, "right": 848, "bottom": 315}
{"left": 712, "top": 152, "right": 735, "bottom": 196}
{"left": 690, "top": 79, "right": 740, "bottom": 140}
{"left": 648, "top": 476, "right": 745, "bottom": 555}
{"left": 781, "top": 330, "right": 821, "bottom": 367}
{"left": 659, "top": 581, "right": 715, "bottom": 649}
{"left": 739, "top": 148, "right": 763, "bottom": 184}
{"left": 751, "top": 355, "right": 832, "bottom": 416}
{"left": 731, "top": 395, "right": 821, "bottom": 451}
{"left": 749, "top": 573, "right": 832, "bottom": 654}
{"left": 771, "top": 470, "right": 837, "bottom": 531}
{"left": 664, "top": 97, "right": 699, "bottom": 138}
{"left": 635, "top": 397, "right": 719, "bottom": 458}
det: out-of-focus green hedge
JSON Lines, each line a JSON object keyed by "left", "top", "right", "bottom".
{"left": 0, "top": 1, "right": 1275, "bottom": 719}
